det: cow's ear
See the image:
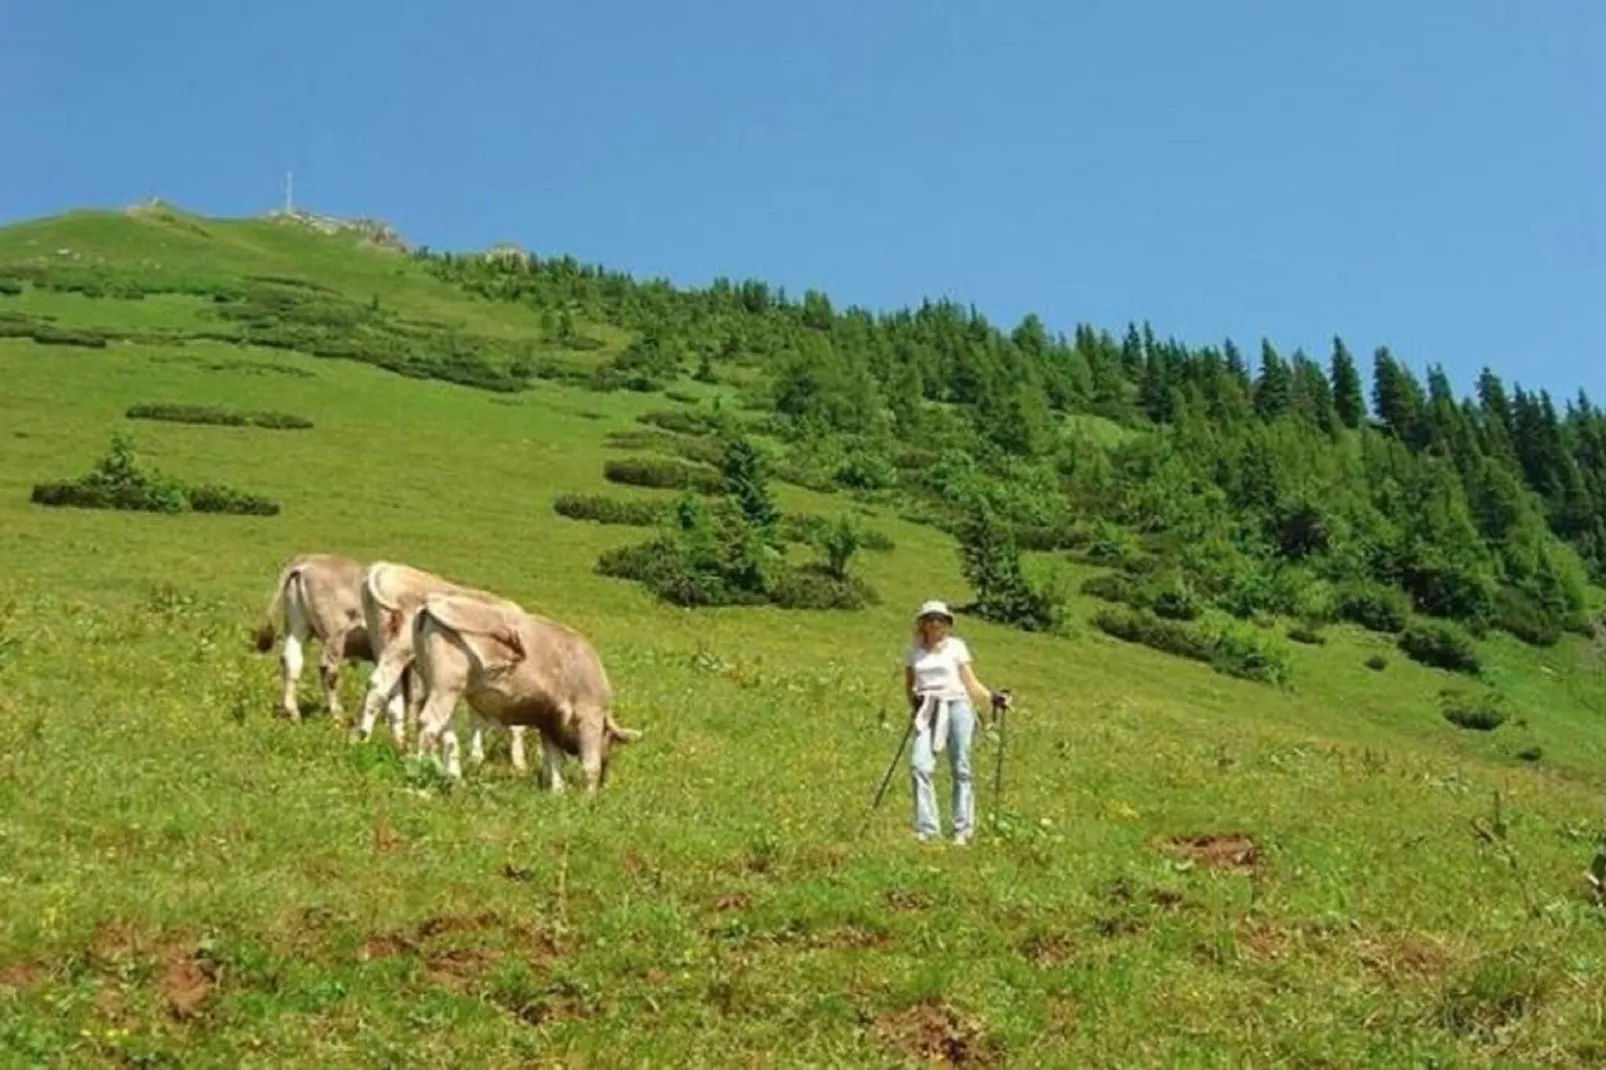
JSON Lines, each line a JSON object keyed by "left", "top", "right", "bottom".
{"left": 499, "top": 630, "right": 526, "bottom": 659}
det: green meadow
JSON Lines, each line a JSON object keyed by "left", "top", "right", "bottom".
{"left": 2, "top": 207, "right": 1606, "bottom": 1067}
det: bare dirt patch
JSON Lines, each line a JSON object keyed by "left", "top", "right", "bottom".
{"left": 1019, "top": 930, "right": 1077, "bottom": 968}
{"left": 1356, "top": 932, "right": 1456, "bottom": 985}
{"left": 1094, "top": 916, "right": 1147, "bottom": 939}
{"left": 90, "top": 921, "right": 149, "bottom": 966}
{"left": 814, "top": 923, "right": 891, "bottom": 951}
{"left": 884, "top": 887, "right": 933, "bottom": 912}
{"left": 874, "top": 999, "right": 1001, "bottom": 1066}
{"left": 1235, "top": 920, "right": 1291, "bottom": 962}
{"left": 0, "top": 961, "right": 46, "bottom": 990}
{"left": 1154, "top": 834, "right": 1260, "bottom": 874}
{"left": 711, "top": 891, "right": 751, "bottom": 912}
{"left": 162, "top": 950, "right": 217, "bottom": 1020}
{"left": 426, "top": 946, "right": 500, "bottom": 991}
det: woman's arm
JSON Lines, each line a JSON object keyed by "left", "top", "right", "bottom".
{"left": 904, "top": 665, "right": 917, "bottom": 710}
{"left": 958, "top": 662, "right": 994, "bottom": 707}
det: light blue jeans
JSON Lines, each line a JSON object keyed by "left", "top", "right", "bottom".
{"left": 911, "top": 698, "right": 975, "bottom": 840}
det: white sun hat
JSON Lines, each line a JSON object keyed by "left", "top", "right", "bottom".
{"left": 915, "top": 599, "right": 953, "bottom": 623}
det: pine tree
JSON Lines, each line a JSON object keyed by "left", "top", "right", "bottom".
{"left": 721, "top": 436, "right": 780, "bottom": 545}
{"left": 1254, "top": 340, "right": 1293, "bottom": 421}
{"left": 1329, "top": 336, "right": 1365, "bottom": 429}
{"left": 1371, "top": 346, "right": 1426, "bottom": 448}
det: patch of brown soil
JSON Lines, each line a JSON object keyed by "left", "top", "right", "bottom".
{"left": 1019, "top": 931, "right": 1076, "bottom": 968}
{"left": 1355, "top": 933, "right": 1456, "bottom": 984}
{"left": 162, "top": 951, "right": 217, "bottom": 1020}
{"left": 371, "top": 815, "right": 406, "bottom": 854}
{"left": 1094, "top": 916, "right": 1147, "bottom": 939}
{"left": 1155, "top": 834, "right": 1260, "bottom": 874}
{"left": 1235, "top": 920, "right": 1291, "bottom": 962}
{"left": 0, "top": 962, "right": 46, "bottom": 990}
{"left": 502, "top": 863, "right": 534, "bottom": 882}
{"left": 884, "top": 888, "right": 932, "bottom": 912}
{"left": 1148, "top": 888, "right": 1189, "bottom": 911}
{"left": 359, "top": 934, "right": 416, "bottom": 962}
{"left": 425, "top": 946, "right": 500, "bottom": 991}
{"left": 711, "top": 892, "right": 750, "bottom": 912}
{"left": 815, "top": 924, "right": 891, "bottom": 950}
{"left": 416, "top": 911, "right": 502, "bottom": 940}
{"left": 874, "top": 999, "right": 1001, "bottom": 1066}
{"left": 90, "top": 922, "right": 148, "bottom": 966}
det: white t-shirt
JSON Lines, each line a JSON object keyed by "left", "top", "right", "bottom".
{"left": 906, "top": 636, "right": 972, "bottom": 700}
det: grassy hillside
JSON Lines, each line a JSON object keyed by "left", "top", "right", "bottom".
{"left": 2, "top": 207, "right": 1606, "bottom": 1066}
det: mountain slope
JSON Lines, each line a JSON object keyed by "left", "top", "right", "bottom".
{"left": 1, "top": 206, "right": 1604, "bottom": 1066}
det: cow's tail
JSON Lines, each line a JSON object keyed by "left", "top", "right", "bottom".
{"left": 253, "top": 559, "right": 299, "bottom": 652}
{"left": 606, "top": 713, "right": 642, "bottom": 745}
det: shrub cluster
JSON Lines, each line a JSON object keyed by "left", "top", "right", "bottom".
{"left": 602, "top": 456, "right": 725, "bottom": 494}
{"left": 637, "top": 409, "right": 719, "bottom": 437}
{"left": 552, "top": 493, "right": 668, "bottom": 527}
{"left": 1286, "top": 622, "right": 1327, "bottom": 646}
{"left": 1439, "top": 688, "right": 1510, "bottom": 731}
{"left": 125, "top": 403, "right": 313, "bottom": 430}
{"left": 1337, "top": 581, "right": 1411, "bottom": 634}
{"left": 1080, "top": 571, "right": 1200, "bottom": 621}
{"left": 1399, "top": 621, "right": 1481, "bottom": 675}
{"left": 30, "top": 435, "right": 280, "bottom": 517}
{"left": 957, "top": 507, "right": 1063, "bottom": 633}
{"left": 1091, "top": 607, "right": 1292, "bottom": 686}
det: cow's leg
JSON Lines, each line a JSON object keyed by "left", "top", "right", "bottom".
{"left": 468, "top": 711, "right": 490, "bottom": 766}
{"left": 539, "top": 733, "right": 566, "bottom": 795}
{"left": 509, "top": 726, "right": 528, "bottom": 774}
{"left": 417, "top": 689, "right": 463, "bottom": 780}
{"left": 320, "top": 628, "right": 347, "bottom": 720}
{"left": 355, "top": 645, "right": 410, "bottom": 745}
{"left": 280, "top": 589, "right": 310, "bottom": 722}
{"left": 577, "top": 717, "right": 606, "bottom": 794}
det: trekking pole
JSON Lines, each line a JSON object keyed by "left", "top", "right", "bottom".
{"left": 990, "top": 689, "right": 1012, "bottom": 815}
{"left": 871, "top": 720, "right": 915, "bottom": 812}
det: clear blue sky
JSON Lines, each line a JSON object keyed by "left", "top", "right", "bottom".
{"left": 3, "top": 1, "right": 1602, "bottom": 399}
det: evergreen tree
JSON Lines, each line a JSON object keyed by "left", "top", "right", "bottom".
{"left": 1254, "top": 340, "right": 1293, "bottom": 421}
{"left": 1371, "top": 346, "right": 1426, "bottom": 448}
{"left": 1329, "top": 336, "right": 1365, "bottom": 429}
{"left": 721, "top": 436, "right": 780, "bottom": 545}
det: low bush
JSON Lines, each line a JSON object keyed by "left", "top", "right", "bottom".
{"left": 638, "top": 409, "right": 718, "bottom": 437}
{"left": 859, "top": 529, "right": 895, "bottom": 552}
{"left": 125, "top": 403, "right": 313, "bottom": 430}
{"left": 1207, "top": 623, "right": 1293, "bottom": 686}
{"left": 1092, "top": 607, "right": 1292, "bottom": 685}
{"left": 834, "top": 450, "right": 897, "bottom": 491}
{"left": 30, "top": 435, "right": 279, "bottom": 517}
{"left": 187, "top": 483, "right": 281, "bottom": 516}
{"left": 1491, "top": 586, "right": 1563, "bottom": 648}
{"left": 1399, "top": 621, "right": 1481, "bottom": 675}
{"left": 1365, "top": 654, "right": 1389, "bottom": 672}
{"left": 552, "top": 493, "right": 668, "bottom": 527}
{"left": 767, "top": 564, "right": 878, "bottom": 610}
{"left": 1286, "top": 622, "right": 1326, "bottom": 646}
{"left": 1515, "top": 745, "right": 1542, "bottom": 763}
{"left": 30, "top": 325, "right": 108, "bottom": 348}
{"left": 1081, "top": 572, "right": 1146, "bottom": 608}
{"left": 1337, "top": 581, "right": 1410, "bottom": 634}
{"left": 603, "top": 456, "right": 724, "bottom": 494}
{"left": 1440, "top": 688, "right": 1509, "bottom": 732}
{"left": 0, "top": 279, "right": 22, "bottom": 296}
{"left": 1151, "top": 576, "right": 1203, "bottom": 622}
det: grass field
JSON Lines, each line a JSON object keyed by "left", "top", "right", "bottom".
{"left": 3, "top": 208, "right": 1606, "bottom": 1067}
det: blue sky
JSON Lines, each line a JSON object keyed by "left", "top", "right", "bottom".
{"left": 3, "top": 1, "right": 1601, "bottom": 399}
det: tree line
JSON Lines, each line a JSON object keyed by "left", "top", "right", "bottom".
{"left": 420, "top": 247, "right": 1600, "bottom": 645}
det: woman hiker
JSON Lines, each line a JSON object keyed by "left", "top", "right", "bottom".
{"left": 904, "top": 600, "right": 1011, "bottom": 845}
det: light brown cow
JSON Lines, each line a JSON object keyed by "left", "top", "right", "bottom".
{"left": 410, "top": 591, "right": 641, "bottom": 791}
{"left": 253, "top": 553, "right": 374, "bottom": 722}
{"left": 354, "top": 561, "right": 527, "bottom": 769}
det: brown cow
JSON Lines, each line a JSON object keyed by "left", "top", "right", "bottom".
{"left": 253, "top": 553, "right": 374, "bottom": 722}
{"left": 410, "top": 591, "right": 640, "bottom": 792}
{"left": 354, "top": 561, "right": 527, "bottom": 769}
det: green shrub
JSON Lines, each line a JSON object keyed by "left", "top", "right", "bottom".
{"left": 1207, "top": 623, "right": 1293, "bottom": 686}
{"left": 1515, "top": 745, "right": 1542, "bottom": 763}
{"left": 1080, "top": 573, "right": 1145, "bottom": 607}
{"left": 767, "top": 564, "right": 877, "bottom": 610}
{"left": 1092, "top": 608, "right": 1215, "bottom": 664}
{"left": 859, "top": 529, "right": 895, "bottom": 552}
{"left": 125, "top": 403, "right": 313, "bottom": 430}
{"left": 552, "top": 494, "right": 668, "bottom": 527}
{"left": 1491, "top": 586, "right": 1563, "bottom": 647}
{"left": 1286, "top": 623, "right": 1326, "bottom": 646}
{"left": 957, "top": 506, "right": 1063, "bottom": 633}
{"left": 1092, "top": 607, "right": 1291, "bottom": 685}
{"left": 1400, "top": 621, "right": 1481, "bottom": 675}
{"left": 834, "top": 450, "right": 896, "bottom": 491}
{"left": 1365, "top": 654, "right": 1388, "bottom": 672}
{"left": 638, "top": 409, "right": 717, "bottom": 437}
{"left": 29, "top": 434, "right": 279, "bottom": 517}
{"left": 603, "top": 456, "right": 724, "bottom": 494}
{"left": 186, "top": 483, "right": 282, "bottom": 516}
{"left": 0, "top": 279, "right": 22, "bottom": 296}
{"left": 1337, "top": 581, "right": 1411, "bottom": 634}
{"left": 30, "top": 326, "right": 107, "bottom": 348}
{"left": 1439, "top": 689, "right": 1509, "bottom": 732}
{"left": 1151, "top": 576, "right": 1202, "bottom": 622}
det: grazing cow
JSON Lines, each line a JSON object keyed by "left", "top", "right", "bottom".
{"left": 354, "top": 561, "right": 527, "bottom": 769}
{"left": 254, "top": 553, "right": 374, "bottom": 721}
{"left": 410, "top": 591, "right": 641, "bottom": 792}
